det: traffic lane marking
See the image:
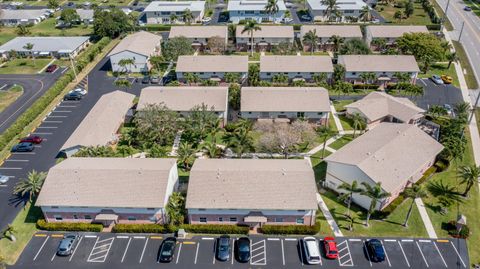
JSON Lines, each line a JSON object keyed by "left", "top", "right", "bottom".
{"left": 335, "top": 239, "right": 354, "bottom": 267}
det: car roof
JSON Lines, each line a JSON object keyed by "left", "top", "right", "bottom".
{"left": 305, "top": 240, "right": 320, "bottom": 257}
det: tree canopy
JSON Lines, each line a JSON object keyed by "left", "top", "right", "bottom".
{"left": 93, "top": 8, "right": 132, "bottom": 38}
{"left": 162, "top": 37, "right": 194, "bottom": 62}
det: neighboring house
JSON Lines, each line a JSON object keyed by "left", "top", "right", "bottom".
{"left": 76, "top": 9, "right": 94, "bottom": 24}
{"left": 306, "top": 0, "right": 367, "bottom": 22}
{"left": 137, "top": 86, "right": 229, "bottom": 125}
{"left": 240, "top": 87, "right": 330, "bottom": 124}
{"left": 144, "top": 1, "right": 206, "bottom": 24}
{"left": 108, "top": 31, "right": 162, "bottom": 73}
{"left": 324, "top": 123, "right": 444, "bottom": 210}
{"left": 0, "top": 36, "right": 90, "bottom": 58}
{"left": 345, "top": 92, "right": 425, "bottom": 130}
{"left": 300, "top": 25, "right": 362, "bottom": 51}
{"left": 365, "top": 25, "right": 429, "bottom": 49}
{"left": 0, "top": 8, "right": 51, "bottom": 26}
{"left": 337, "top": 55, "right": 420, "bottom": 85}
{"left": 227, "top": 0, "right": 287, "bottom": 24}
{"left": 186, "top": 159, "right": 318, "bottom": 228}
{"left": 169, "top": 26, "right": 228, "bottom": 50}
{"left": 59, "top": 91, "right": 135, "bottom": 158}
{"left": 259, "top": 55, "right": 333, "bottom": 82}
{"left": 235, "top": 25, "right": 294, "bottom": 51}
{"left": 36, "top": 157, "right": 179, "bottom": 226}
{"left": 176, "top": 55, "right": 249, "bottom": 82}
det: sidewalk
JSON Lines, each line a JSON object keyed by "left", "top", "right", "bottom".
{"left": 317, "top": 193, "right": 344, "bottom": 237}
{"left": 415, "top": 198, "right": 438, "bottom": 239}
{"left": 330, "top": 103, "right": 345, "bottom": 135}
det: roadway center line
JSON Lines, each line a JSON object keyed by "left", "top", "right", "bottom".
{"left": 33, "top": 236, "right": 49, "bottom": 261}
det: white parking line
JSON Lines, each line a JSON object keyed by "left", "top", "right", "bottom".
{"left": 116, "top": 236, "right": 129, "bottom": 239}
{"left": 33, "top": 236, "right": 49, "bottom": 261}
{"left": 69, "top": 236, "right": 83, "bottom": 261}
{"left": 0, "top": 84, "right": 7, "bottom": 90}
{"left": 51, "top": 248, "right": 57, "bottom": 261}
{"left": 349, "top": 239, "right": 361, "bottom": 242}
{"left": 37, "top": 126, "right": 58, "bottom": 129}
{"left": 363, "top": 242, "right": 372, "bottom": 267}
{"left": 121, "top": 237, "right": 132, "bottom": 263}
{"left": 433, "top": 242, "right": 448, "bottom": 267}
{"left": 337, "top": 240, "right": 354, "bottom": 267}
{"left": 384, "top": 239, "right": 396, "bottom": 242}
{"left": 250, "top": 240, "right": 267, "bottom": 266}
{"left": 12, "top": 152, "right": 35, "bottom": 155}
{"left": 380, "top": 240, "right": 391, "bottom": 267}
{"left": 139, "top": 238, "right": 149, "bottom": 263}
{"left": 194, "top": 242, "right": 200, "bottom": 264}
{"left": 5, "top": 159, "right": 29, "bottom": 162}
{"left": 32, "top": 132, "right": 52, "bottom": 135}
{"left": 420, "top": 79, "right": 427, "bottom": 86}
{"left": 87, "top": 237, "right": 114, "bottom": 263}
{"left": 134, "top": 236, "right": 145, "bottom": 239}
{"left": 231, "top": 238, "right": 235, "bottom": 264}
{"left": 284, "top": 238, "right": 297, "bottom": 241}
{"left": 0, "top": 167, "right": 22, "bottom": 170}
{"left": 449, "top": 241, "right": 466, "bottom": 268}
{"left": 202, "top": 237, "right": 214, "bottom": 240}
{"left": 176, "top": 243, "right": 182, "bottom": 264}
{"left": 397, "top": 241, "right": 410, "bottom": 267}
{"left": 58, "top": 105, "right": 76, "bottom": 108}
{"left": 47, "top": 115, "right": 67, "bottom": 118}
{"left": 419, "top": 239, "right": 431, "bottom": 243}
{"left": 84, "top": 235, "right": 97, "bottom": 238}
{"left": 43, "top": 121, "right": 62, "bottom": 123}
{"left": 281, "top": 239, "right": 285, "bottom": 266}
{"left": 415, "top": 241, "right": 429, "bottom": 267}
{"left": 267, "top": 238, "right": 279, "bottom": 241}
{"left": 54, "top": 110, "right": 72, "bottom": 113}
{"left": 402, "top": 239, "right": 414, "bottom": 242}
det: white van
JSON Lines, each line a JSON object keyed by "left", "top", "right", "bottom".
{"left": 302, "top": 237, "right": 321, "bottom": 265}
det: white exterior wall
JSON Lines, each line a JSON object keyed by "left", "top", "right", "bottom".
{"left": 236, "top": 36, "right": 293, "bottom": 45}
{"left": 110, "top": 51, "right": 149, "bottom": 73}
{"left": 176, "top": 71, "right": 247, "bottom": 81}
{"left": 163, "top": 162, "right": 180, "bottom": 206}
{"left": 241, "top": 111, "right": 328, "bottom": 121}
{"left": 229, "top": 10, "right": 285, "bottom": 24}
{"left": 260, "top": 71, "right": 332, "bottom": 81}
{"left": 146, "top": 10, "right": 204, "bottom": 24}
{"left": 344, "top": 71, "right": 418, "bottom": 83}
{"left": 307, "top": 4, "right": 362, "bottom": 22}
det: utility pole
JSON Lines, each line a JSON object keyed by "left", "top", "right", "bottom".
{"left": 468, "top": 90, "right": 480, "bottom": 124}
{"left": 441, "top": 0, "right": 451, "bottom": 31}
{"left": 69, "top": 54, "right": 78, "bottom": 82}
{"left": 458, "top": 21, "right": 465, "bottom": 42}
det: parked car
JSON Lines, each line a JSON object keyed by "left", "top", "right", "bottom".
{"left": 157, "top": 237, "right": 176, "bottom": 263}
{"left": 464, "top": 6, "right": 472, "bottom": 11}
{"left": 365, "top": 239, "right": 385, "bottom": 262}
{"left": 323, "top": 237, "right": 338, "bottom": 259}
{"left": 46, "top": 64, "right": 58, "bottom": 73}
{"left": 66, "top": 2, "right": 75, "bottom": 7}
{"left": 430, "top": 75, "right": 444, "bottom": 85}
{"left": 20, "top": 135, "right": 43, "bottom": 144}
{"left": 0, "top": 175, "right": 9, "bottom": 185}
{"left": 142, "top": 76, "right": 150, "bottom": 84}
{"left": 282, "top": 17, "right": 294, "bottom": 23}
{"left": 441, "top": 75, "right": 453, "bottom": 84}
{"left": 444, "top": 104, "right": 454, "bottom": 116}
{"left": 300, "top": 14, "right": 312, "bottom": 20}
{"left": 57, "top": 234, "right": 79, "bottom": 256}
{"left": 285, "top": 2, "right": 294, "bottom": 7}
{"left": 236, "top": 237, "right": 250, "bottom": 263}
{"left": 64, "top": 91, "right": 83, "bottom": 101}
{"left": 202, "top": 17, "right": 212, "bottom": 23}
{"left": 70, "top": 87, "right": 87, "bottom": 96}
{"left": 216, "top": 235, "right": 231, "bottom": 262}
{"left": 11, "top": 142, "right": 34, "bottom": 152}
{"left": 150, "top": 76, "right": 160, "bottom": 84}
{"left": 301, "top": 236, "right": 321, "bottom": 265}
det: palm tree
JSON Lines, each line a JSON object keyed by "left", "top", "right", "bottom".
{"left": 454, "top": 101, "right": 470, "bottom": 120}
{"left": 321, "top": 0, "right": 339, "bottom": 21}
{"left": 23, "top": 42, "right": 35, "bottom": 65}
{"left": 114, "top": 79, "right": 132, "bottom": 91}
{"left": 184, "top": 72, "right": 200, "bottom": 85}
{"left": 359, "top": 6, "right": 372, "bottom": 22}
{"left": 16, "top": 24, "right": 31, "bottom": 36}
{"left": 328, "top": 35, "right": 344, "bottom": 53}
{"left": 458, "top": 165, "right": 480, "bottom": 197}
{"left": 371, "top": 38, "right": 387, "bottom": 51}
{"left": 166, "top": 192, "right": 186, "bottom": 225}
{"left": 264, "top": 0, "right": 280, "bottom": 23}
{"left": 242, "top": 20, "right": 261, "bottom": 56}
{"left": 13, "top": 170, "right": 47, "bottom": 203}
{"left": 427, "top": 105, "right": 448, "bottom": 119}
{"left": 302, "top": 29, "right": 319, "bottom": 55}
{"left": 170, "top": 13, "right": 178, "bottom": 24}
{"left": 118, "top": 58, "right": 135, "bottom": 77}
{"left": 182, "top": 9, "right": 194, "bottom": 24}
{"left": 394, "top": 10, "right": 403, "bottom": 22}
{"left": 446, "top": 51, "right": 458, "bottom": 68}
{"left": 402, "top": 184, "right": 427, "bottom": 227}
{"left": 177, "top": 142, "right": 196, "bottom": 170}
{"left": 117, "top": 145, "right": 135, "bottom": 157}
{"left": 316, "top": 126, "right": 336, "bottom": 158}
{"left": 351, "top": 113, "right": 365, "bottom": 138}
{"left": 440, "top": 41, "right": 452, "bottom": 54}
{"left": 338, "top": 180, "right": 363, "bottom": 218}
{"left": 361, "top": 182, "right": 391, "bottom": 227}
{"left": 201, "top": 141, "right": 223, "bottom": 158}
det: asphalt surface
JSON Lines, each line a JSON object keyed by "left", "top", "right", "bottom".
{"left": 415, "top": 78, "right": 464, "bottom": 109}
{"left": 0, "top": 68, "right": 66, "bottom": 134}
{"left": 13, "top": 232, "right": 469, "bottom": 269}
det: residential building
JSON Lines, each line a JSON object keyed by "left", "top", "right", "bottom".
{"left": 169, "top": 26, "right": 228, "bottom": 50}
{"left": 324, "top": 123, "right": 444, "bottom": 210}
{"left": 241, "top": 87, "right": 330, "bottom": 123}
{"left": 300, "top": 25, "right": 362, "bottom": 51}
{"left": 337, "top": 55, "right": 420, "bottom": 85}
{"left": 0, "top": 8, "right": 51, "bottom": 26}
{"left": 259, "top": 55, "right": 333, "bottom": 82}
{"left": 306, "top": 0, "right": 367, "bottom": 22}
{"left": 108, "top": 31, "right": 162, "bottom": 73}
{"left": 176, "top": 55, "right": 249, "bottom": 82}
{"left": 345, "top": 92, "right": 425, "bottom": 130}
{"left": 36, "top": 158, "right": 179, "bottom": 226}
{"left": 60, "top": 91, "right": 135, "bottom": 157}
{"left": 227, "top": 0, "right": 287, "bottom": 24}
{"left": 365, "top": 25, "right": 429, "bottom": 49}
{"left": 137, "top": 86, "right": 229, "bottom": 125}
{"left": 235, "top": 25, "right": 294, "bottom": 51}
{"left": 186, "top": 159, "right": 318, "bottom": 228}
{"left": 144, "top": 1, "right": 206, "bottom": 24}
{"left": 76, "top": 9, "right": 94, "bottom": 24}
{"left": 0, "top": 36, "right": 89, "bottom": 58}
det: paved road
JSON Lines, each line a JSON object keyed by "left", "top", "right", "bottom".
{"left": 0, "top": 68, "right": 66, "bottom": 134}
{"left": 13, "top": 232, "right": 470, "bottom": 269}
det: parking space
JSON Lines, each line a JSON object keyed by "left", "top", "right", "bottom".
{"left": 416, "top": 78, "right": 464, "bottom": 110}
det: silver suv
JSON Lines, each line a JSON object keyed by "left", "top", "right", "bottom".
{"left": 57, "top": 234, "right": 79, "bottom": 256}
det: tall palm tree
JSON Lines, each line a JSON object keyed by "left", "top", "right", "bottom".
{"left": 351, "top": 113, "right": 365, "bottom": 138}
{"left": 321, "top": 0, "right": 339, "bottom": 21}
{"left": 182, "top": 9, "right": 194, "bottom": 24}
{"left": 23, "top": 42, "right": 35, "bottom": 65}
{"left": 316, "top": 126, "right": 335, "bottom": 158}
{"left": 446, "top": 51, "right": 458, "bottom": 68}
{"left": 328, "top": 35, "right": 344, "bottom": 53}
{"left": 402, "top": 184, "right": 427, "bottom": 227}
{"left": 13, "top": 170, "right": 47, "bottom": 203}
{"left": 302, "top": 29, "right": 319, "bottom": 55}
{"left": 242, "top": 20, "right": 262, "bottom": 56}
{"left": 264, "top": 0, "right": 280, "bottom": 23}
{"left": 361, "top": 182, "right": 391, "bottom": 227}
{"left": 170, "top": 13, "right": 178, "bottom": 24}
{"left": 177, "top": 142, "right": 196, "bottom": 170}
{"left": 359, "top": 6, "right": 372, "bottom": 22}
{"left": 338, "top": 180, "right": 363, "bottom": 217}
{"left": 458, "top": 165, "right": 480, "bottom": 197}
{"left": 118, "top": 58, "right": 135, "bottom": 77}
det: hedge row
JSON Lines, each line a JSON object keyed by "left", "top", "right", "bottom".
{"left": 0, "top": 37, "right": 111, "bottom": 151}
{"left": 112, "top": 224, "right": 177, "bottom": 233}
{"left": 36, "top": 219, "right": 103, "bottom": 232}
{"left": 180, "top": 224, "right": 250, "bottom": 234}
{"left": 261, "top": 223, "right": 320, "bottom": 235}
{"left": 352, "top": 84, "right": 379, "bottom": 90}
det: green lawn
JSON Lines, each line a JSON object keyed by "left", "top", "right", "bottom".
{"left": 328, "top": 113, "right": 338, "bottom": 133}
{"left": 332, "top": 100, "right": 353, "bottom": 112}
{"left": 310, "top": 149, "right": 330, "bottom": 183}
{"left": 418, "top": 63, "right": 460, "bottom": 87}
{"left": 300, "top": 51, "right": 330, "bottom": 56}
{"left": 376, "top": 2, "right": 432, "bottom": 25}
{"left": 0, "top": 203, "right": 42, "bottom": 265}
{"left": 338, "top": 115, "right": 354, "bottom": 130}
{"left": 0, "top": 30, "right": 16, "bottom": 46}
{"left": 0, "top": 85, "right": 24, "bottom": 113}
{"left": 0, "top": 58, "right": 53, "bottom": 74}
{"left": 452, "top": 41, "right": 479, "bottom": 89}
{"left": 30, "top": 18, "right": 93, "bottom": 36}
{"left": 477, "top": 109, "right": 480, "bottom": 137}
{"left": 329, "top": 135, "right": 354, "bottom": 150}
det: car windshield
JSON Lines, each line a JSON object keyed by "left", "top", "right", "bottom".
{"left": 161, "top": 243, "right": 173, "bottom": 255}
{"left": 239, "top": 244, "right": 249, "bottom": 252}
{"left": 59, "top": 247, "right": 67, "bottom": 251}
{"left": 329, "top": 250, "right": 338, "bottom": 254}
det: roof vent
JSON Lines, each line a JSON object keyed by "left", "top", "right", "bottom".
{"left": 282, "top": 168, "right": 286, "bottom": 175}
{"left": 366, "top": 152, "right": 371, "bottom": 155}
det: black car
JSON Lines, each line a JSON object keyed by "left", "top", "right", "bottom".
{"left": 236, "top": 237, "right": 250, "bottom": 263}
{"left": 365, "top": 239, "right": 385, "bottom": 262}
{"left": 216, "top": 235, "right": 231, "bottom": 262}
{"left": 11, "top": 142, "right": 34, "bottom": 152}
{"left": 64, "top": 91, "right": 83, "bottom": 101}
{"left": 141, "top": 76, "right": 150, "bottom": 84}
{"left": 158, "top": 237, "right": 176, "bottom": 263}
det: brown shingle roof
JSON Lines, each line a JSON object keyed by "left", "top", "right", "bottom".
{"left": 367, "top": 25, "right": 429, "bottom": 38}
{"left": 176, "top": 55, "right": 248, "bottom": 73}
{"left": 236, "top": 25, "right": 294, "bottom": 38}
{"left": 260, "top": 55, "right": 334, "bottom": 73}
{"left": 300, "top": 25, "right": 362, "bottom": 38}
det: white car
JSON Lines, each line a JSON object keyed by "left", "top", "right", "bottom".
{"left": 301, "top": 14, "right": 312, "bottom": 20}
{"left": 70, "top": 88, "right": 87, "bottom": 96}
{"left": 0, "top": 175, "right": 9, "bottom": 185}
{"left": 202, "top": 17, "right": 212, "bottom": 23}
{"left": 302, "top": 237, "right": 321, "bottom": 265}
{"left": 282, "top": 17, "right": 294, "bottom": 23}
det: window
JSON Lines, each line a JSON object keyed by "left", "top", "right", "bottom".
{"left": 200, "top": 217, "right": 207, "bottom": 223}
{"left": 352, "top": 72, "right": 356, "bottom": 75}
{"left": 297, "top": 210, "right": 306, "bottom": 212}
{"left": 229, "top": 217, "right": 237, "bottom": 222}
{"left": 317, "top": 112, "right": 322, "bottom": 115}
{"left": 245, "top": 10, "right": 255, "bottom": 14}
{"left": 84, "top": 215, "right": 92, "bottom": 220}
{"left": 275, "top": 217, "right": 283, "bottom": 223}
{"left": 218, "top": 217, "right": 224, "bottom": 222}
{"left": 54, "top": 215, "right": 63, "bottom": 221}
{"left": 147, "top": 208, "right": 155, "bottom": 210}
{"left": 128, "top": 216, "right": 137, "bottom": 221}
{"left": 296, "top": 218, "right": 304, "bottom": 224}
{"left": 297, "top": 112, "right": 305, "bottom": 118}
{"left": 51, "top": 206, "right": 58, "bottom": 209}
{"left": 200, "top": 72, "right": 205, "bottom": 75}
{"left": 199, "top": 208, "right": 206, "bottom": 211}
{"left": 248, "top": 112, "right": 252, "bottom": 114}
{"left": 160, "top": 11, "right": 170, "bottom": 15}
{"left": 73, "top": 214, "right": 78, "bottom": 220}
{"left": 266, "top": 72, "right": 271, "bottom": 76}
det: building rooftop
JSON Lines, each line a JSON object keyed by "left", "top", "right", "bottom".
{"left": 137, "top": 86, "right": 228, "bottom": 112}
{"left": 338, "top": 55, "right": 420, "bottom": 73}
{"left": 307, "top": 0, "right": 366, "bottom": 10}
{"left": 228, "top": 0, "right": 287, "bottom": 11}
{"left": 169, "top": 26, "right": 228, "bottom": 39}
{"left": 0, "top": 36, "right": 90, "bottom": 53}
{"left": 186, "top": 159, "right": 318, "bottom": 210}
{"left": 108, "top": 31, "right": 162, "bottom": 57}
{"left": 300, "top": 25, "right": 362, "bottom": 38}
{"left": 325, "top": 123, "right": 444, "bottom": 193}
{"left": 0, "top": 8, "right": 50, "bottom": 20}
{"left": 260, "top": 55, "right": 333, "bottom": 73}
{"left": 36, "top": 158, "right": 177, "bottom": 208}
{"left": 76, "top": 9, "right": 94, "bottom": 20}
{"left": 144, "top": 1, "right": 206, "bottom": 12}
{"left": 241, "top": 87, "right": 330, "bottom": 112}
{"left": 367, "top": 25, "right": 429, "bottom": 38}
{"left": 176, "top": 55, "right": 248, "bottom": 73}
{"left": 236, "top": 25, "right": 294, "bottom": 39}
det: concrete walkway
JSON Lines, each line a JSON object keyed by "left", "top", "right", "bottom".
{"left": 330, "top": 103, "right": 345, "bottom": 135}
{"left": 415, "top": 198, "right": 438, "bottom": 239}
{"left": 317, "top": 193, "right": 344, "bottom": 237}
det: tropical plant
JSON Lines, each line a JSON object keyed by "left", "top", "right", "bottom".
{"left": 114, "top": 78, "right": 132, "bottom": 91}
{"left": 148, "top": 144, "right": 168, "bottom": 158}
{"left": 339, "top": 39, "right": 371, "bottom": 55}
{"left": 338, "top": 180, "right": 363, "bottom": 220}
{"left": 228, "top": 83, "right": 241, "bottom": 110}
{"left": 169, "top": 13, "right": 178, "bottom": 23}
{"left": 134, "top": 103, "right": 180, "bottom": 146}
{"left": 313, "top": 73, "right": 328, "bottom": 85}
{"left": 264, "top": 0, "right": 280, "bottom": 23}
{"left": 13, "top": 170, "right": 47, "bottom": 203}
{"left": 351, "top": 113, "right": 365, "bottom": 137}
{"left": 166, "top": 192, "right": 186, "bottom": 225}
{"left": 458, "top": 165, "right": 480, "bottom": 197}
{"left": 427, "top": 180, "right": 463, "bottom": 214}
{"left": 402, "top": 184, "right": 427, "bottom": 227}
{"left": 394, "top": 10, "right": 403, "bottom": 21}
{"left": 371, "top": 38, "right": 387, "bottom": 50}
{"left": 361, "top": 182, "right": 391, "bottom": 227}
{"left": 321, "top": 0, "right": 340, "bottom": 21}
{"left": 454, "top": 101, "right": 470, "bottom": 122}
{"left": 16, "top": 24, "right": 31, "bottom": 36}
{"left": 201, "top": 141, "right": 223, "bottom": 158}
{"left": 182, "top": 8, "right": 194, "bottom": 24}
{"left": 23, "top": 42, "right": 35, "bottom": 64}
{"left": 116, "top": 145, "right": 135, "bottom": 157}
{"left": 2, "top": 225, "right": 16, "bottom": 242}
{"left": 184, "top": 72, "right": 200, "bottom": 85}
{"left": 328, "top": 35, "right": 344, "bottom": 53}
{"left": 359, "top": 72, "right": 376, "bottom": 85}
{"left": 177, "top": 142, "right": 196, "bottom": 170}
{"left": 404, "top": 0, "right": 414, "bottom": 17}
{"left": 248, "top": 63, "right": 260, "bottom": 86}
{"left": 446, "top": 51, "right": 458, "bottom": 68}
{"left": 47, "top": 0, "right": 60, "bottom": 9}
{"left": 359, "top": 6, "right": 373, "bottom": 22}
{"left": 333, "top": 64, "right": 346, "bottom": 83}
{"left": 272, "top": 74, "right": 289, "bottom": 84}
{"left": 303, "top": 29, "right": 319, "bottom": 54}
{"left": 427, "top": 105, "right": 448, "bottom": 119}
{"left": 117, "top": 58, "right": 135, "bottom": 76}
{"left": 316, "top": 126, "right": 336, "bottom": 158}
{"left": 242, "top": 20, "right": 261, "bottom": 56}
{"left": 225, "top": 72, "right": 240, "bottom": 83}
{"left": 440, "top": 40, "right": 452, "bottom": 53}
{"left": 334, "top": 81, "right": 353, "bottom": 95}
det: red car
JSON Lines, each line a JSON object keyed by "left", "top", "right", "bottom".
{"left": 323, "top": 237, "right": 338, "bottom": 259}
{"left": 46, "top": 64, "right": 58, "bottom": 73}
{"left": 20, "top": 135, "right": 43, "bottom": 144}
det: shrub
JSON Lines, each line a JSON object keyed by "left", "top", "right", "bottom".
{"left": 261, "top": 223, "right": 320, "bottom": 235}
{"left": 112, "top": 224, "right": 177, "bottom": 233}
{"left": 352, "top": 84, "right": 379, "bottom": 90}
{"left": 36, "top": 219, "right": 103, "bottom": 232}
{"left": 139, "top": 25, "right": 172, "bottom": 31}
{"left": 434, "top": 159, "right": 449, "bottom": 172}
{"left": 374, "top": 195, "right": 406, "bottom": 218}
{"left": 426, "top": 24, "right": 441, "bottom": 31}
{"left": 446, "top": 221, "right": 470, "bottom": 239}
{"left": 180, "top": 224, "right": 249, "bottom": 234}
{"left": 415, "top": 166, "right": 437, "bottom": 185}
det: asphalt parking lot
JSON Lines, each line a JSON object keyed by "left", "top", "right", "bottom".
{"left": 13, "top": 232, "right": 469, "bottom": 269}
{"left": 416, "top": 78, "right": 464, "bottom": 110}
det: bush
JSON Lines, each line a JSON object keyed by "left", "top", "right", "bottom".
{"left": 261, "top": 223, "right": 320, "bottom": 235}
{"left": 36, "top": 219, "right": 103, "bottom": 232}
{"left": 180, "top": 224, "right": 249, "bottom": 234}
{"left": 139, "top": 25, "right": 172, "bottom": 31}
{"left": 434, "top": 159, "right": 449, "bottom": 172}
{"left": 415, "top": 166, "right": 437, "bottom": 185}
{"left": 112, "top": 224, "right": 177, "bottom": 233}
{"left": 445, "top": 221, "right": 470, "bottom": 238}
{"left": 352, "top": 84, "right": 379, "bottom": 90}
{"left": 426, "top": 24, "right": 441, "bottom": 31}
{"left": 374, "top": 195, "right": 406, "bottom": 218}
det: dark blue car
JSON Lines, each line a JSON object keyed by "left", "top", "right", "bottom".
{"left": 365, "top": 239, "right": 385, "bottom": 262}
{"left": 11, "top": 142, "right": 34, "bottom": 152}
